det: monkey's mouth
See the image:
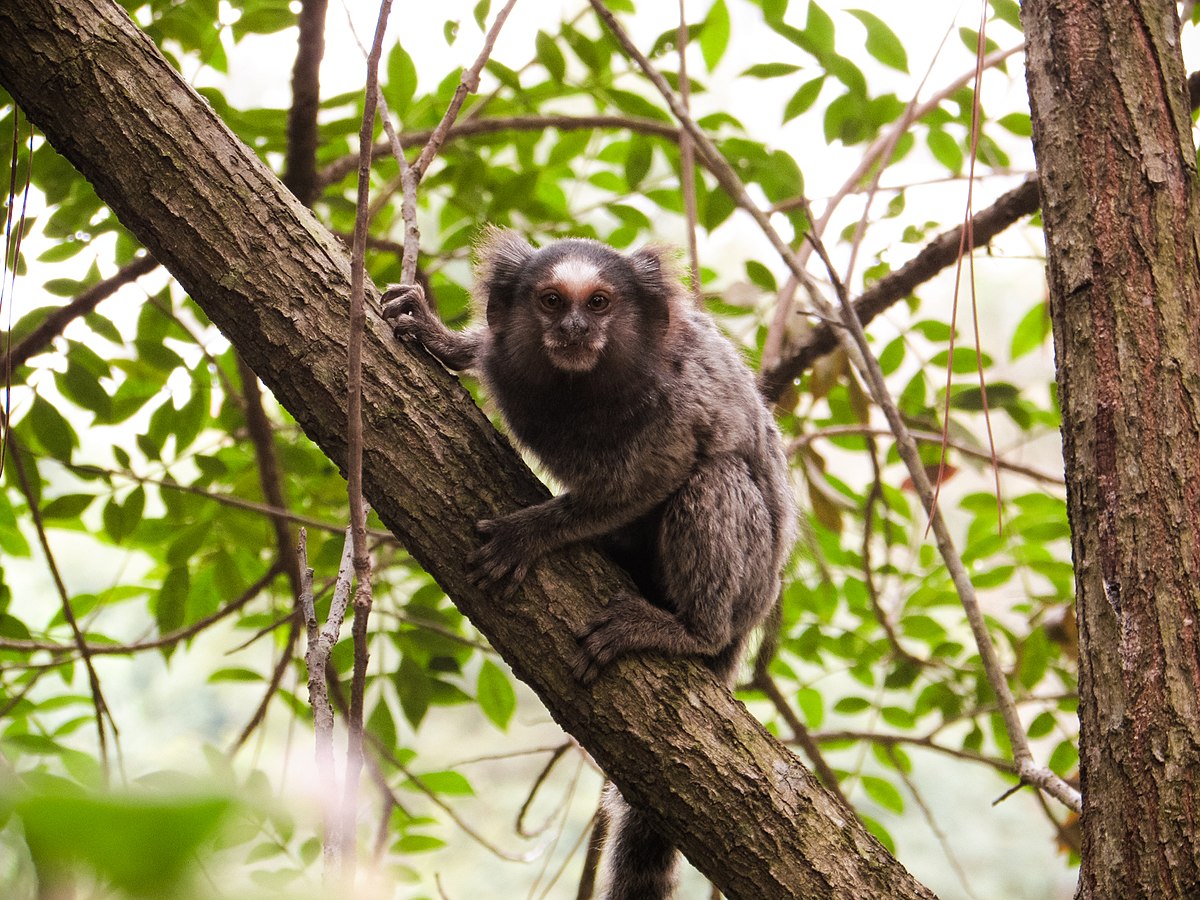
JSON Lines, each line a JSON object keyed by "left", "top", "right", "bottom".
{"left": 544, "top": 338, "right": 604, "bottom": 373}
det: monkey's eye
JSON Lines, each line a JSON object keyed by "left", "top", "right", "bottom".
{"left": 587, "top": 293, "right": 610, "bottom": 312}
{"left": 539, "top": 292, "right": 562, "bottom": 312}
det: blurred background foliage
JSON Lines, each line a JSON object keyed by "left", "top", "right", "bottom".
{"left": 0, "top": 0, "right": 1105, "bottom": 896}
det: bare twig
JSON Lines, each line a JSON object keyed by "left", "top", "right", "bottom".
{"left": 796, "top": 197, "right": 1079, "bottom": 812}
{"left": 8, "top": 442, "right": 114, "bottom": 773}
{"left": 516, "top": 743, "right": 572, "bottom": 838}
{"left": 793, "top": 425, "right": 1063, "bottom": 486}
{"left": 861, "top": 436, "right": 926, "bottom": 667}
{"left": 2, "top": 254, "right": 158, "bottom": 371}
{"left": 303, "top": 527, "right": 355, "bottom": 876}
{"left": 0, "top": 561, "right": 283, "bottom": 657}
{"left": 589, "top": 0, "right": 1079, "bottom": 813}
{"left": 815, "top": 729, "right": 1016, "bottom": 775}
{"left": 341, "top": 1, "right": 393, "bottom": 874}
{"left": 676, "top": 0, "right": 700, "bottom": 299}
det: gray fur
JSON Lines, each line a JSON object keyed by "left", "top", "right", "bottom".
{"left": 382, "top": 228, "right": 796, "bottom": 899}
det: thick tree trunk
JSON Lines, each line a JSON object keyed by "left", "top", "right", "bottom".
{"left": 1023, "top": 1, "right": 1200, "bottom": 895}
{"left": 0, "top": 0, "right": 936, "bottom": 897}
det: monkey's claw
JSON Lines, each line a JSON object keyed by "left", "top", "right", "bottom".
{"left": 381, "top": 283, "right": 429, "bottom": 340}
{"left": 571, "top": 606, "right": 628, "bottom": 685}
{"left": 467, "top": 517, "right": 533, "bottom": 599}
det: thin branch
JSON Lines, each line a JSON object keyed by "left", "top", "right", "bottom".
{"left": 229, "top": 619, "right": 300, "bottom": 752}
{"left": 53, "top": 458, "right": 397, "bottom": 539}
{"left": 3, "top": 254, "right": 158, "bottom": 370}
{"left": 342, "top": 0, "right": 393, "bottom": 874}
{"left": 758, "top": 177, "right": 1040, "bottom": 401}
{"left": 589, "top": 0, "right": 1079, "bottom": 813}
{"left": 301, "top": 528, "right": 341, "bottom": 877}
{"left": 793, "top": 425, "right": 1063, "bottom": 486}
{"left": 675, "top": 0, "right": 700, "bottom": 299}
{"left": 516, "top": 743, "right": 572, "bottom": 838}
{"left": 796, "top": 195, "right": 1080, "bottom": 812}
{"left": 8, "top": 443, "right": 113, "bottom": 773}
{"left": 419, "top": 1, "right": 520, "bottom": 186}
{"left": 814, "top": 729, "right": 1016, "bottom": 775}
{"left": 318, "top": 114, "right": 679, "bottom": 187}
{"left": 575, "top": 804, "right": 606, "bottom": 900}
{"left": 886, "top": 746, "right": 983, "bottom": 900}
{"left": 0, "top": 560, "right": 283, "bottom": 656}
{"left": 861, "top": 435, "right": 926, "bottom": 668}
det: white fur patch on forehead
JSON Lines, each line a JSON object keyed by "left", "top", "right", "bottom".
{"left": 549, "top": 257, "right": 603, "bottom": 296}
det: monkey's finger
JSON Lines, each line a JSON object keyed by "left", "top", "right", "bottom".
{"left": 381, "top": 282, "right": 424, "bottom": 305}
{"left": 570, "top": 648, "right": 602, "bottom": 685}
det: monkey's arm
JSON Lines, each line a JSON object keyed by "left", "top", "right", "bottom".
{"left": 382, "top": 283, "right": 483, "bottom": 372}
{"left": 469, "top": 488, "right": 671, "bottom": 597}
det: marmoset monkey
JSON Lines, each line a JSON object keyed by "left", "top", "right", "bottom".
{"left": 382, "top": 227, "right": 795, "bottom": 900}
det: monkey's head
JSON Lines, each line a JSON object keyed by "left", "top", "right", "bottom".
{"left": 475, "top": 227, "right": 681, "bottom": 377}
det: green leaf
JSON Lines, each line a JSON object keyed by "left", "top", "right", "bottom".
{"left": 535, "top": 31, "right": 566, "bottom": 82}
{"left": 17, "top": 789, "right": 231, "bottom": 896}
{"left": 26, "top": 395, "right": 78, "bottom": 460}
{"left": 404, "top": 770, "right": 474, "bottom": 796}
{"left": 473, "top": 0, "right": 491, "bottom": 31}
{"left": 41, "top": 494, "right": 95, "bottom": 520}
{"left": 385, "top": 43, "right": 418, "bottom": 117}
{"left": 997, "top": 112, "right": 1032, "bottom": 137}
{"left": 700, "top": 0, "right": 731, "bottom": 72}
{"left": 155, "top": 566, "right": 190, "bottom": 637}
{"left": 848, "top": 10, "right": 908, "bottom": 73}
{"left": 833, "top": 696, "right": 870, "bottom": 714}
{"left": 395, "top": 654, "right": 431, "bottom": 729}
{"left": 741, "top": 62, "right": 801, "bottom": 78}
{"left": 477, "top": 659, "right": 516, "bottom": 730}
{"left": 926, "top": 128, "right": 963, "bottom": 174}
{"left": 862, "top": 775, "right": 905, "bottom": 813}
{"left": 624, "top": 136, "right": 653, "bottom": 189}
{"left": 783, "top": 77, "right": 824, "bottom": 124}
{"left": 443, "top": 20, "right": 460, "bottom": 45}
{"left": 1011, "top": 300, "right": 1051, "bottom": 359}
{"left": 990, "top": 0, "right": 1022, "bottom": 29}
{"left": 209, "top": 667, "right": 263, "bottom": 683}
{"left": 804, "top": 2, "right": 835, "bottom": 54}
{"left": 745, "top": 260, "right": 777, "bottom": 292}
{"left": 1048, "top": 739, "right": 1079, "bottom": 775}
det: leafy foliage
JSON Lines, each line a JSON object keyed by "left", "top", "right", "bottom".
{"left": 0, "top": 0, "right": 1088, "bottom": 896}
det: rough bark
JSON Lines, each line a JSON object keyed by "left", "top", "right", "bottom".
{"left": 0, "top": 0, "right": 936, "bottom": 897}
{"left": 1022, "top": 1, "right": 1200, "bottom": 895}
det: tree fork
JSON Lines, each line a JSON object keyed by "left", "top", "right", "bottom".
{"left": 1023, "top": 0, "right": 1200, "bottom": 895}
{"left": 0, "top": 0, "right": 935, "bottom": 896}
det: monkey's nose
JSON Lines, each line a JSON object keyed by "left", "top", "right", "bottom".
{"left": 559, "top": 314, "right": 589, "bottom": 342}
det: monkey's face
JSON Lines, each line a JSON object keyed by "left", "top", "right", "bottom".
{"left": 527, "top": 255, "right": 619, "bottom": 373}
{"left": 478, "top": 231, "right": 674, "bottom": 379}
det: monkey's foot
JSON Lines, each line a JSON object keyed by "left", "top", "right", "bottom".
{"left": 572, "top": 600, "right": 639, "bottom": 684}
{"left": 467, "top": 517, "right": 534, "bottom": 600}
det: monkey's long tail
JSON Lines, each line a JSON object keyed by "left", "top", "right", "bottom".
{"left": 599, "top": 782, "right": 679, "bottom": 900}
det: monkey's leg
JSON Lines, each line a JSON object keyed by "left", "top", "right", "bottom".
{"left": 599, "top": 782, "right": 679, "bottom": 900}
{"left": 573, "top": 457, "right": 775, "bottom": 684}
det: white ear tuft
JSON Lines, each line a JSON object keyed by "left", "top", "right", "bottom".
{"left": 475, "top": 225, "right": 535, "bottom": 285}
